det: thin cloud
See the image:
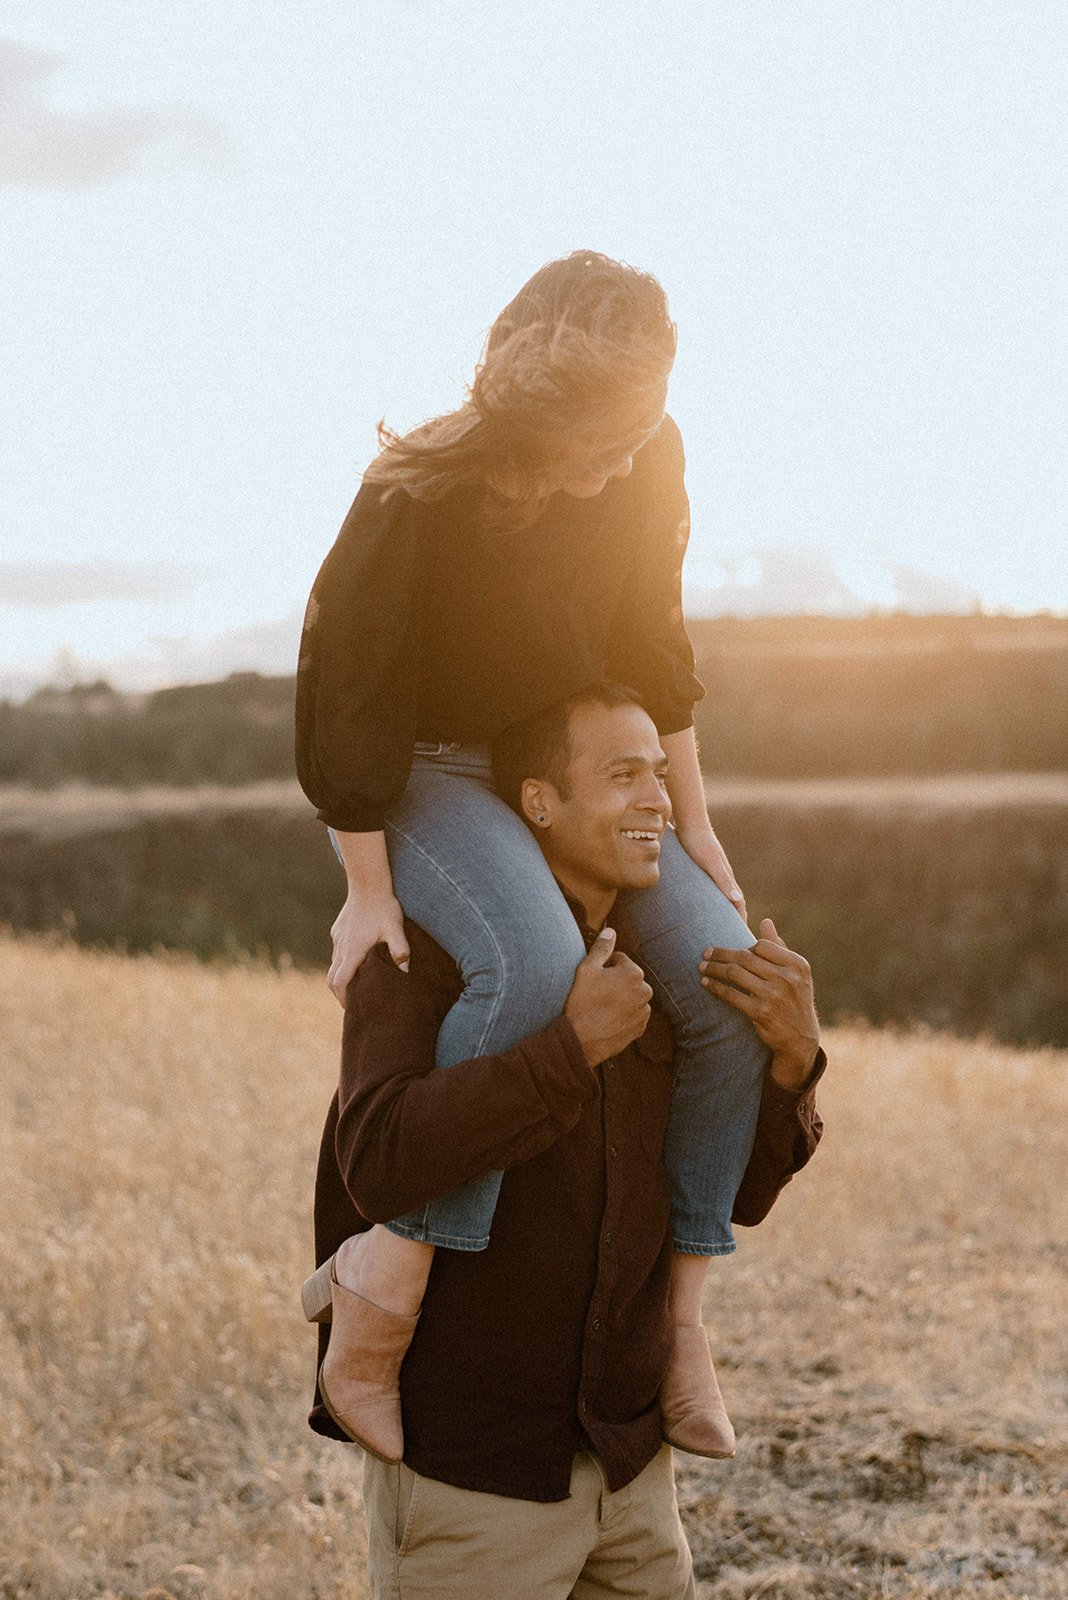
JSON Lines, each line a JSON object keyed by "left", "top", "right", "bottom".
{"left": 0, "top": 559, "right": 213, "bottom": 607}
{"left": 0, "top": 610, "right": 303, "bottom": 699}
{"left": 0, "top": 37, "right": 238, "bottom": 190}
{"left": 888, "top": 562, "right": 980, "bottom": 614}
{"left": 56, "top": 611, "right": 304, "bottom": 694}
{"left": 686, "top": 545, "right": 867, "bottom": 618}
{"left": 135, "top": 612, "right": 304, "bottom": 684}
{"left": 687, "top": 546, "right": 986, "bottom": 618}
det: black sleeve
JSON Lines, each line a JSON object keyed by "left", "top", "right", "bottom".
{"left": 604, "top": 415, "right": 706, "bottom": 736}
{"left": 295, "top": 481, "right": 424, "bottom": 832}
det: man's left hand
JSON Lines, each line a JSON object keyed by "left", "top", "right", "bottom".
{"left": 699, "top": 918, "right": 820, "bottom": 1091}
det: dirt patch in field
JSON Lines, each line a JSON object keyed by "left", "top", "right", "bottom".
{"left": 677, "top": 1397, "right": 1065, "bottom": 1597}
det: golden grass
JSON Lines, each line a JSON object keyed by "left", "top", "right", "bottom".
{"left": 1, "top": 935, "right": 1064, "bottom": 1599}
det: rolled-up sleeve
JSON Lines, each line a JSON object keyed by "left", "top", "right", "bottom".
{"left": 295, "top": 482, "right": 424, "bottom": 832}
{"left": 732, "top": 1049, "right": 827, "bottom": 1227}
{"left": 605, "top": 415, "right": 705, "bottom": 735}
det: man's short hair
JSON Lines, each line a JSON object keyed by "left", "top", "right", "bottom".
{"left": 491, "top": 681, "right": 650, "bottom": 816}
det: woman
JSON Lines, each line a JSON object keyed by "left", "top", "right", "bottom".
{"left": 296, "top": 250, "right": 769, "bottom": 1463}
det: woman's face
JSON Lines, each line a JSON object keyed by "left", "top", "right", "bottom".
{"left": 487, "top": 393, "right": 667, "bottom": 504}
{"left": 541, "top": 409, "right": 666, "bottom": 499}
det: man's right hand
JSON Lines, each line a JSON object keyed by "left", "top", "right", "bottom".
{"left": 564, "top": 928, "right": 653, "bottom": 1067}
{"left": 328, "top": 893, "right": 411, "bottom": 1007}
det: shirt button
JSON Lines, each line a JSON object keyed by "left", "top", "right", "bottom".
{"left": 609, "top": 1145, "right": 618, "bottom": 1159}
{"left": 604, "top": 1058, "right": 615, "bottom": 1070}
{"left": 604, "top": 1232, "right": 613, "bottom": 1245}
{"left": 592, "top": 1318, "right": 602, "bottom": 1331}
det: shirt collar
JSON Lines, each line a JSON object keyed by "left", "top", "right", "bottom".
{"left": 555, "top": 881, "right": 637, "bottom": 955}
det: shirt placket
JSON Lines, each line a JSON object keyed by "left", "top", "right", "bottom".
{"left": 577, "top": 1054, "right": 626, "bottom": 1427}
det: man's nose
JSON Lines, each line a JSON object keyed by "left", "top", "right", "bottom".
{"left": 638, "top": 778, "right": 670, "bottom": 816}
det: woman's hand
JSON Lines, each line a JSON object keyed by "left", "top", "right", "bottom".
{"left": 327, "top": 829, "right": 409, "bottom": 1006}
{"left": 675, "top": 822, "right": 748, "bottom": 925}
{"left": 328, "top": 892, "right": 410, "bottom": 1007}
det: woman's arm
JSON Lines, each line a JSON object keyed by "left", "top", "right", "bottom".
{"left": 604, "top": 421, "right": 747, "bottom": 917}
{"left": 328, "top": 830, "right": 410, "bottom": 1005}
{"left": 604, "top": 417, "right": 706, "bottom": 734}
{"left": 295, "top": 482, "right": 422, "bottom": 833}
{"left": 661, "top": 725, "right": 748, "bottom": 923}
{"left": 295, "top": 481, "right": 425, "bottom": 1002}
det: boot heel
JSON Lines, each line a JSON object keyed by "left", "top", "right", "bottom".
{"left": 301, "top": 1256, "right": 336, "bottom": 1323}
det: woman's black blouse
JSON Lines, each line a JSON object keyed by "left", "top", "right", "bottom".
{"left": 295, "top": 414, "right": 705, "bottom": 833}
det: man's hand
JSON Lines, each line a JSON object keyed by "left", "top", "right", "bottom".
{"left": 565, "top": 928, "right": 653, "bottom": 1068}
{"left": 699, "top": 918, "right": 820, "bottom": 1091}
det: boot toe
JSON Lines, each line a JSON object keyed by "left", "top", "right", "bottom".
{"left": 660, "top": 1324, "right": 737, "bottom": 1459}
{"left": 316, "top": 1273, "right": 419, "bottom": 1461}
{"left": 319, "top": 1364, "right": 405, "bottom": 1462}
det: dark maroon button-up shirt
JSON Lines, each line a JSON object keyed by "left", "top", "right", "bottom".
{"left": 309, "top": 908, "right": 824, "bottom": 1502}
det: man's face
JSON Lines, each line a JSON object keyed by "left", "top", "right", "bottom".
{"left": 535, "top": 702, "right": 671, "bottom": 901}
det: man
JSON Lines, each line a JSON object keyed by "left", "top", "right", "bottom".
{"left": 309, "top": 683, "right": 824, "bottom": 1599}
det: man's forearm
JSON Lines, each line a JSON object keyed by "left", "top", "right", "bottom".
{"left": 335, "top": 953, "right": 597, "bottom": 1221}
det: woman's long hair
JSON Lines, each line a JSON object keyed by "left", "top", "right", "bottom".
{"left": 363, "top": 250, "right": 677, "bottom": 528}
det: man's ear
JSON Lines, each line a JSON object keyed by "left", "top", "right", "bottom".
{"left": 520, "top": 779, "right": 555, "bottom": 828}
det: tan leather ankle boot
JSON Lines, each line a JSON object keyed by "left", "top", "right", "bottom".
{"left": 313, "top": 1257, "right": 419, "bottom": 1463}
{"left": 660, "top": 1324, "right": 737, "bottom": 1458}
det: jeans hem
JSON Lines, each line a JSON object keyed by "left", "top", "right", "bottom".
{"left": 671, "top": 1238, "right": 737, "bottom": 1258}
{"left": 385, "top": 1220, "right": 491, "bottom": 1252}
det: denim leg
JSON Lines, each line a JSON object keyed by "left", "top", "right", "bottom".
{"left": 619, "top": 828, "right": 770, "bottom": 1256}
{"left": 379, "top": 757, "right": 585, "bottom": 1250}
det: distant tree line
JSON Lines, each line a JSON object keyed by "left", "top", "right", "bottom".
{"left": 0, "top": 674, "right": 296, "bottom": 787}
{"left": 691, "top": 618, "right": 1068, "bottom": 777}
{"left": 2, "top": 616, "right": 1066, "bottom": 787}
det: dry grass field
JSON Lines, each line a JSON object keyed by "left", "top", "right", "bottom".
{"left": 1, "top": 935, "right": 1064, "bottom": 1600}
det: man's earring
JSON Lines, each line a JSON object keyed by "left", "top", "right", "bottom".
{"left": 537, "top": 813, "right": 547, "bottom": 824}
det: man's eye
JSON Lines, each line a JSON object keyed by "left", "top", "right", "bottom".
{"left": 612, "top": 769, "right": 634, "bottom": 782}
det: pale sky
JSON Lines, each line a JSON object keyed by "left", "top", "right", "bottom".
{"left": 2, "top": 1, "right": 1065, "bottom": 694}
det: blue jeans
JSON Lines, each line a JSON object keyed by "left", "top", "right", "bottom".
{"left": 334, "top": 743, "right": 769, "bottom": 1254}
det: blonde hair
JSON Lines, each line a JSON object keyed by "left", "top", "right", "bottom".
{"left": 363, "top": 250, "right": 677, "bottom": 529}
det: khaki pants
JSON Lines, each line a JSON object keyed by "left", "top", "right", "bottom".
{"left": 363, "top": 1445, "right": 696, "bottom": 1600}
